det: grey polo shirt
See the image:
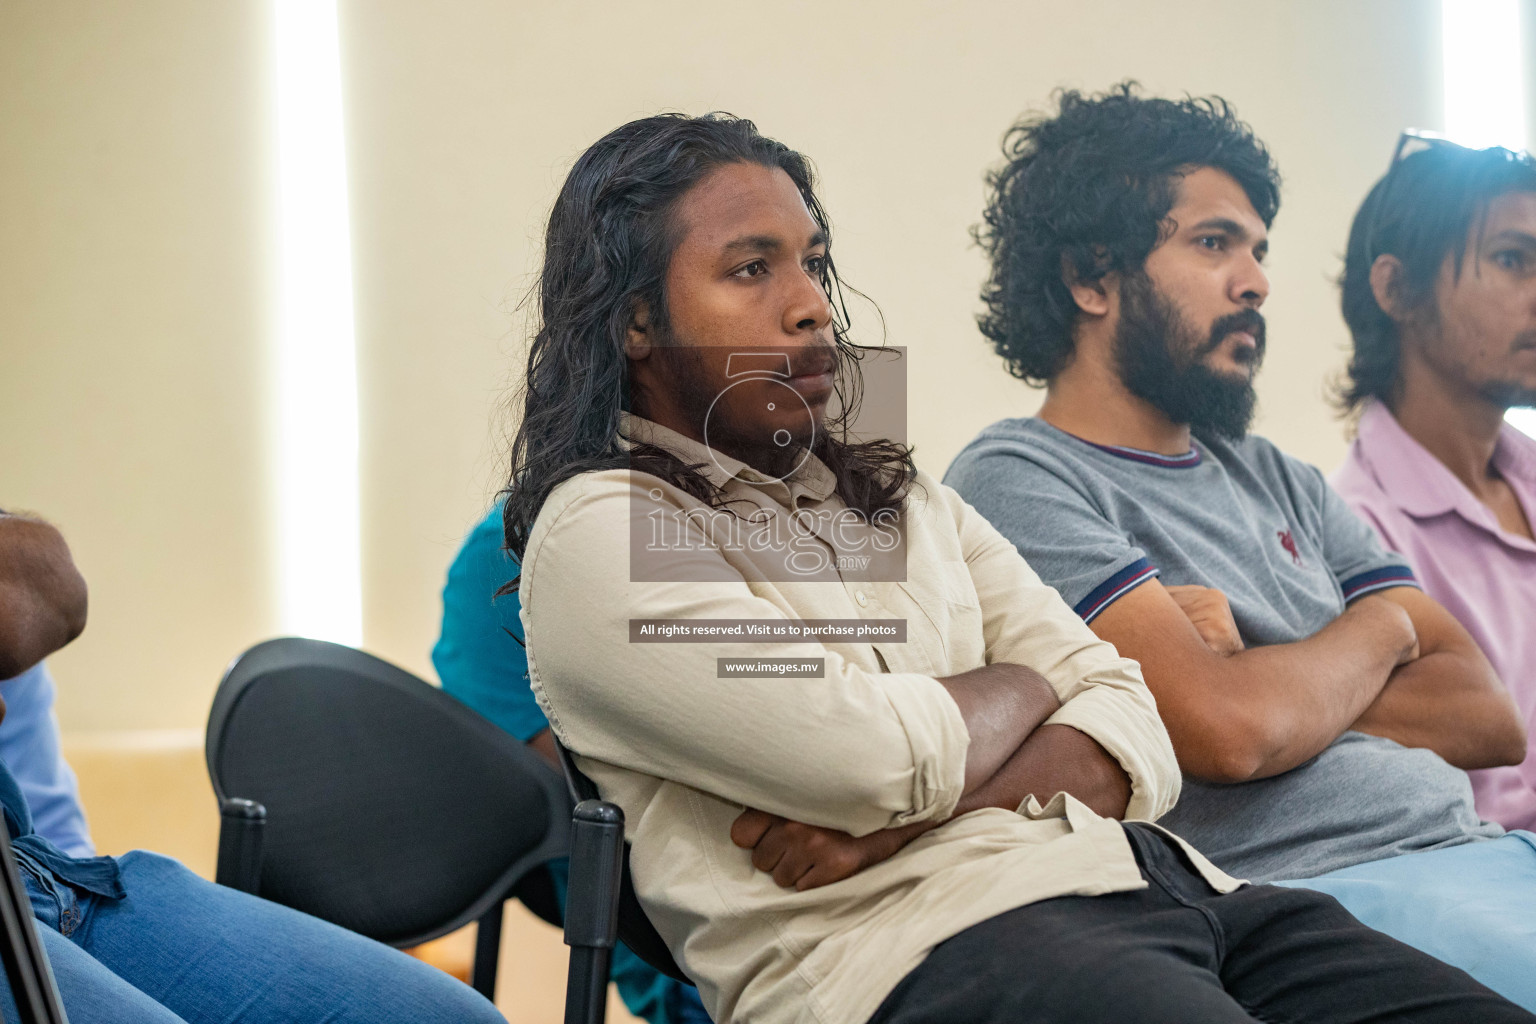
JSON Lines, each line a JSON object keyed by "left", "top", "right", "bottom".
{"left": 945, "top": 417, "right": 1502, "bottom": 881}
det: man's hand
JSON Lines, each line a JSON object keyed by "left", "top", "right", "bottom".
{"left": 1354, "top": 592, "right": 1420, "bottom": 666}
{"left": 730, "top": 808, "right": 926, "bottom": 891}
{"left": 0, "top": 512, "right": 88, "bottom": 679}
{"left": 1164, "top": 585, "right": 1245, "bottom": 656}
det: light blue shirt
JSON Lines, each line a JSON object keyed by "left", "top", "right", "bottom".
{"left": 0, "top": 662, "right": 94, "bottom": 857}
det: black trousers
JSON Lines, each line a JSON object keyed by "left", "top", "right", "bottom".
{"left": 868, "top": 823, "right": 1532, "bottom": 1024}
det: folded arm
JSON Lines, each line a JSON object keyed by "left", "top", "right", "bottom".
{"left": 1346, "top": 587, "right": 1524, "bottom": 769}
{"left": 523, "top": 474, "right": 972, "bottom": 836}
{"left": 1090, "top": 580, "right": 1419, "bottom": 783}
{"left": 732, "top": 721, "right": 1131, "bottom": 890}
{"left": 734, "top": 488, "right": 1170, "bottom": 889}
{"left": 0, "top": 512, "right": 88, "bottom": 679}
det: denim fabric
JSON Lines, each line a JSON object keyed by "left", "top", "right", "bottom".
{"left": 1, "top": 850, "right": 506, "bottom": 1024}
{"left": 1275, "top": 830, "right": 1536, "bottom": 1010}
{"left": 0, "top": 751, "right": 122, "bottom": 901}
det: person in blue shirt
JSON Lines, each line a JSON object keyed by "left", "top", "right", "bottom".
{"left": 0, "top": 662, "right": 93, "bottom": 857}
{"left": 435, "top": 503, "right": 712, "bottom": 1024}
{"left": 0, "top": 507, "right": 506, "bottom": 1024}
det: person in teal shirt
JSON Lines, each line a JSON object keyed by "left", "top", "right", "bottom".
{"left": 434, "top": 503, "right": 710, "bottom": 1024}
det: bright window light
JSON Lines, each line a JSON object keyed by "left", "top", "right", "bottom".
{"left": 1442, "top": 0, "right": 1526, "bottom": 150}
{"left": 272, "top": 0, "right": 362, "bottom": 646}
{"left": 1442, "top": 0, "right": 1536, "bottom": 440}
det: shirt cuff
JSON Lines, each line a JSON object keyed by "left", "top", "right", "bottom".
{"left": 1340, "top": 565, "right": 1418, "bottom": 602}
{"left": 1040, "top": 685, "right": 1179, "bottom": 823}
{"left": 1073, "top": 558, "right": 1160, "bottom": 624}
{"left": 878, "top": 672, "right": 970, "bottom": 827}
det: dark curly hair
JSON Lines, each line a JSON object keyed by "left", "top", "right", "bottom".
{"left": 976, "top": 82, "right": 1281, "bottom": 385}
{"left": 500, "top": 113, "right": 914, "bottom": 585}
{"left": 1336, "top": 142, "right": 1536, "bottom": 415}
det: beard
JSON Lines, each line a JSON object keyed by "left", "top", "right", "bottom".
{"left": 1112, "top": 270, "right": 1266, "bottom": 442}
{"left": 1422, "top": 318, "right": 1536, "bottom": 411}
{"left": 1479, "top": 380, "right": 1536, "bottom": 409}
{"left": 644, "top": 334, "right": 828, "bottom": 480}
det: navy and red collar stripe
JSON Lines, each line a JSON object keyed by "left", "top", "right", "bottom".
{"left": 1078, "top": 437, "right": 1203, "bottom": 468}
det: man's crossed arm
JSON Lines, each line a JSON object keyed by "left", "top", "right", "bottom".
{"left": 1098, "top": 580, "right": 1523, "bottom": 782}
{"left": 731, "top": 661, "right": 1132, "bottom": 890}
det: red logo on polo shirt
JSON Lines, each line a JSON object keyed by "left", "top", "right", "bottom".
{"left": 1278, "top": 529, "right": 1301, "bottom": 566}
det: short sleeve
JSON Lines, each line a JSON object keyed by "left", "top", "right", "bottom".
{"left": 432, "top": 504, "right": 550, "bottom": 743}
{"left": 944, "top": 444, "right": 1159, "bottom": 623}
{"left": 1311, "top": 466, "right": 1419, "bottom": 602}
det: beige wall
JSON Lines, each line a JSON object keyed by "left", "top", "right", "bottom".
{"left": 0, "top": 1, "right": 273, "bottom": 731}
{"left": 0, "top": 0, "right": 1504, "bottom": 730}
{"left": 345, "top": 0, "right": 1447, "bottom": 684}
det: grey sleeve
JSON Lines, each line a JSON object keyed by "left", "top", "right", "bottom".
{"left": 944, "top": 445, "right": 1159, "bottom": 622}
{"left": 1311, "top": 464, "right": 1419, "bottom": 602}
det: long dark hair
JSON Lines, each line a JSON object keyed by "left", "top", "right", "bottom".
{"left": 1335, "top": 143, "right": 1536, "bottom": 415}
{"left": 501, "top": 113, "right": 914, "bottom": 583}
{"left": 976, "top": 82, "right": 1281, "bottom": 385}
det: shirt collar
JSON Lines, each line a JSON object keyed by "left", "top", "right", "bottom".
{"left": 618, "top": 411, "right": 838, "bottom": 504}
{"left": 1355, "top": 401, "right": 1464, "bottom": 518}
{"left": 1356, "top": 399, "right": 1536, "bottom": 523}
{"left": 1492, "top": 417, "right": 1536, "bottom": 489}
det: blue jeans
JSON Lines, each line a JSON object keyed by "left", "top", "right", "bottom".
{"left": 2, "top": 850, "right": 506, "bottom": 1024}
{"left": 1275, "top": 831, "right": 1536, "bottom": 1012}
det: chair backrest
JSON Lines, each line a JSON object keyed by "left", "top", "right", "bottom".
{"left": 206, "top": 637, "right": 569, "bottom": 947}
{"left": 556, "top": 743, "right": 691, "bottom": 984}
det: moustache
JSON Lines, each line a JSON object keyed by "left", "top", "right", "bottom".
{"left": 1197, "top": 310, "right": 1267, "bottom": 360}
{"left": 788, "top": 341, "right": 838, "bottom": 378}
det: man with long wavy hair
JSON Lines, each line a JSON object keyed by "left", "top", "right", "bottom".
{"left": 507, "top": 112, "right": 1527, "bottom": 1024}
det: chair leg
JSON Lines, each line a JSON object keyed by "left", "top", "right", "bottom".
{"left": 471, "top": 900, "right": 503, "bottom": 1001}
{"left": 562, "top": 800, "right": 625, "bottom": 1024}
{"left": 564, "top": 946, "right": 612, "bottom": 1024}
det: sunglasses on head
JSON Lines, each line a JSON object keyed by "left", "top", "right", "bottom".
{"left": 1389, "top": 128, "right": 1466, "bottom": 169}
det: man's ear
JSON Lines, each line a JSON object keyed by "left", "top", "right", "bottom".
{"left": 625, "top": 298, "right": 653, "bottom": 360}
{"left": 1063, "top": 252, "right": 1113, "bottom": 318}
{"left": 1368, "top": 255, "right": 1408, "bottom": 320}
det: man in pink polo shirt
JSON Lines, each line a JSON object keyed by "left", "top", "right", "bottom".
{"left": 1331, "top": 137, "right": 1536, "bottom": 831}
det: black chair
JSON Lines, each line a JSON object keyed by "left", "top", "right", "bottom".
{"left": 554, "top": 741, "right": 694, "bottom": 1024}
{"left": 206, "top": 637, "right": 570, "bottom": 1001}
{"left": 0, "top": 827, "right": 69, "bottom": 1024}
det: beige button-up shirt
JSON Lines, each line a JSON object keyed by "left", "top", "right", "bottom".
{"left": 524, "top": 414, "right": 1238, "bottom": 1024}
